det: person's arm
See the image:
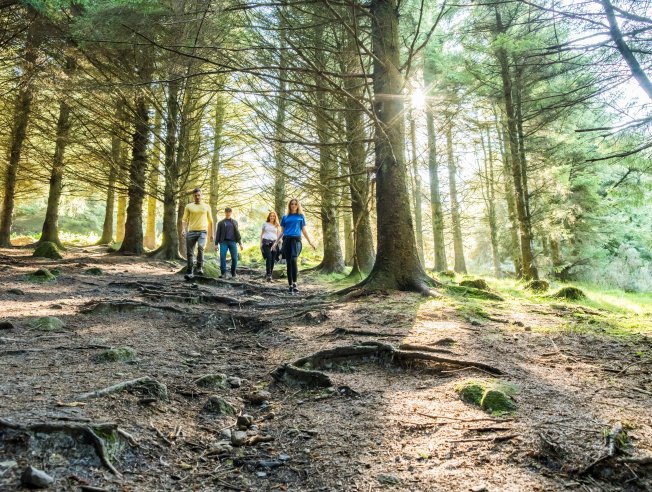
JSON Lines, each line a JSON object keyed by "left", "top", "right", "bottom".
{"left": 272, "top": 226, "right": 284, "bottom": 251}
{"left": 181, "top": 205, "right": 189, "bottom": 237}
{"left": 236, "top": 220, "right": 244, "bottom": 250}
{"left": 215, "top": 221, "right": 221, "bottom": 245}
{"left": 302, "top": 226, "right": 316, "bottom": 250}
{"left": 207, "top": 208, "right": 214, "bottom": 243}
{"left": 260, "top": 225, "right": 265, "bottom": 246}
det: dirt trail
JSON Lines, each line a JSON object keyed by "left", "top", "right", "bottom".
{"left": 1, "top": 247, "right": 651, "bottom": 491}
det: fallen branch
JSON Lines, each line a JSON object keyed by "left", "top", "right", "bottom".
{"left": 78, "top": 376, "right": 169, "bottom": 401}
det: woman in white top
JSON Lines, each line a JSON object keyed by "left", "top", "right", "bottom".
{"left": 260, "top": 211, "right": 280, "bottom": 282}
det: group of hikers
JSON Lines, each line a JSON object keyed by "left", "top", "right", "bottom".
{"left": 181, "top": 188, "right": 316, "bottom": 295}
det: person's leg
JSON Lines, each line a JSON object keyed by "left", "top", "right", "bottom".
{"left": 267, "top": 251, "right": 275, "bottom": 277}
{"left": 229, "top": 241, "right": 238, "bottom": 275}
{"left": 286, "top": 255, "right": 294, "bottom": 286}
{"left": 186, "top": 232, "right": 197, "bottom": 274}
{"left": 196, "top": 232, "right": 207, "bottom": 272}
{"left": 291, "top": 257, "right": 298, "bottom": 283}
{"left": 219, "top": 242, "right": 228, "bottom": 274}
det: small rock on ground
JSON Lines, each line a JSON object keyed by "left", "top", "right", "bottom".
{"left": 21, "top": 466, "right": 54, "bottom": 488}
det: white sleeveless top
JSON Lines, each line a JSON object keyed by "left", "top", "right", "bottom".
{"left": 262, "top": 222, "right": 278, "bottom": 241}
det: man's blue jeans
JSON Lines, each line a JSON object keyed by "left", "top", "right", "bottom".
{"left": 219, "top": 241, "right": 238, "bottom": 274}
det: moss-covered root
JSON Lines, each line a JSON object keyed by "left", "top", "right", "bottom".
{"left": 29, "top": 316, "right": 66, "bottom": 332}
{"left": 33, "top": 241, "right": 63, "bottom": 259}
{"left": 525, "top": 279, "right": 550, "bottom": 293}
{"left": 26, "top": 268, "right": 57, "bottom": 283}
{"left": 551, "top": 286, "right": 587, "bottom": 301}
{"left": 96, "top": 347, "right": 137, "bottom": 363}
{"left": 459, "top": 278, "right": 489, "bottom": 291}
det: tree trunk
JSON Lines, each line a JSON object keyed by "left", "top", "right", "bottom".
{"left": 39, "top": 55, "right": 76, "bottom": 248}
{"left": 409, "top": 112, "right": 424, "bottom": 265}
{"left": 98, "top": 101, "right": 125, "bottom": 245}
{"left": 358, "top": 0, "right": 433, "bottom": 293}
{"left": 0, "top": 16, "right": 41, "bottom": 247}
{"left": 344, "top": 9, "right": 375, "bottom": 276}
{"left": 494, "top": 6, "right": 538, "bottom": 280}
{"left": 143, "top": 107, "right": 163, "bottom": 250}
{"left": 495, "top": 112, "right": 521, "bottom": 275}
{"left": 481, "top": 127, "right": 501, "bottom": 278}
{"left": 424, "top": 61, "right": 447, "bottom": 272}
{"left": 445, "top": 121, "right": 467, "bottom": 274}
{"left": 313, "top": 17, "right": 345, "bottom": 274}
{"left": 151, "top": 79, "right": 181, "bottom": 260}
{"left": 118, "top": 93, "right": 150, "bottom": 255}
{"left": 273, "top": 12, "right": 288, "bottom": 217}
{"left": 209, "top": 94, "right": 226, "bottom": 227}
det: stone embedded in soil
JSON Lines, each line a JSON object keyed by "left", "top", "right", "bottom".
{"left": 85, "top": 267, "right": 103, "bottom": 275}
{"left": 21, "top": 465, "right": 54, "bottom": 488}
{"left": 480, "top": 389, "right": 517, "bottom": 414}
{"left": 195, "top": 373, "right": 227, "bottom": 389}
{"left": 26, "top": 268, "right": 57, "bottom": 283}
{"left": 459, "top": 278, "right": 490, "bottom": 291}
{"left": 97, "top": 346, "right": 137, "bottom": 362}
{"left": 33, "top": 241, "right": 62, "bottom": 260}
{"left": 237, "top": 414, "right": 254, "bottom": 430}
{"left": 231, "top": 430, "right": 248, "bottom": 446}
{"left": 204, "top": 395, "right": 237, "bottom": 416}
{"left": 227, "top": 376, "right": 242, "bottom": 388}
{"left": 210, "top": 441, "right": 233, "bottom": 455}
{"left": 0, "top": 320, "right": 15, "bottom": 330}
{"left": 29, "top": 316, "right": 65, "bottom": 332}
{"left": 7, "top": 288, "right": 25, "bottom": 295}
{"left": 246, "top": 390, "right": 271, "bottom": 404}
{"left": 220, "top": 428, "right": 232, "bottom": 440}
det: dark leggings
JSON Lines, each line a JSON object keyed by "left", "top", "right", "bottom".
{"left": 282, "top": 237, "right": 302, "bottom": 286}
{"left": 287, "top": 257, "right": 298, "bottom": 286}
{"left": 261, "top": 242, "right": 275, "bottom": 276}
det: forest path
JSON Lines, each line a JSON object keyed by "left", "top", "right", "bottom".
{"left": 1, "top": 247, "right": 651, "bottom": 491}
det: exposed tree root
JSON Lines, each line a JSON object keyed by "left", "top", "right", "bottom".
{"left": 397, "top": 343, "right": 455, "bottom": 355}
{"left": 446, "top": 285, "right": 504, "bottom": 301}
{"left": 324, "top": 327, "right": 401, "bottom": 338}
{"left": 0, "top": 418, "right": 123, "bottom": 475}
{"left": 80, "top": 299, "right": 185, "bottom": 315}
{"left": 271, "top": 341, "right": 502, "bottom": 388}
{"left": 78, "top": 376, "right": 169, "bottom": 401}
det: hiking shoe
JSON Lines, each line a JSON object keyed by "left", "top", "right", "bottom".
{"left": 195, "top": 269, "right": 204, "bottom": 276}
{"left": 231, "top": 272, "right": 237, "bottom": 279}
{"left": 288, "top": 286, "right": 294, "bottom": 295}
{"left": 292, "top": 283, "right": 299, "bottom": 294}
{"left": 219, "top": 273, "right": 226, "bottom": 279}
{"left": 184, "top": 273, "right": 194, "bottom": 281}
{"left": 266, "top": 275, "right": 272, "bottom": 282}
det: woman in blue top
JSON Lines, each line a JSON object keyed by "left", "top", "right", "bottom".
{"left": 274, "top": 198, "right": 316, "bottom": 294}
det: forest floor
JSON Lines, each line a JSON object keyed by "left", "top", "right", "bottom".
{"left": 1, "top": 246, "right": 651, "bottom": 492}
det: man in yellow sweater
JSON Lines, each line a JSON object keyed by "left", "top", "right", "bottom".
{"left": 182, "top": 188, "right": 213, "bottom": 279}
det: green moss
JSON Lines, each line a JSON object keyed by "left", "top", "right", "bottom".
{"left": 203, "top": 395, "right": 236, "bottom": 416}
{"left": 33, "top": 241, "right": 62, "bottom": 259}
{"left": 459, "top": 278, "right": 490, "bottom": 291}
{"left": 456, "top": 380, "right": 485, "bottom": 405}
{"left": 525, "top": 279, "right": 549, "bottom": 293}
{"left": 29, "top": 316, "right": 65, "bottom": 332}
{"left": 93, "top": 428, "right": 126, "bottom": 461}
{"left": 440, "top": 270, "right": 456, "bottom": 278}
{"left": 456, "top": 379, "right": 518, "bottom": 415}
{"left": 480, "top": 388, "right": 517, "bottom": 414}
{"left": 97, "top": 346, "right": 137, "bottom": 362}
{"left": 26, "top": 268, "right": 57, "bottom": 283}
{"left": 85, "top": 267, "right": 103, "bottom": 275}
{"left": 552, "top": 286, "right": 587, "bottom": 301}
{"left": 195, "top": 373, "right": 227, "bottom": 389}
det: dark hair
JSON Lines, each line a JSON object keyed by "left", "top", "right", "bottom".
{"left": 193, "top": 188, "right": 202, "bottom": 194}
{"left": 225, "top": 207, "right": 232, "bottom": 213}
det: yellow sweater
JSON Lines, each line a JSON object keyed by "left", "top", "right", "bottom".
{"left": 183, "top": 203, "right": 213, "bottom": 232}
